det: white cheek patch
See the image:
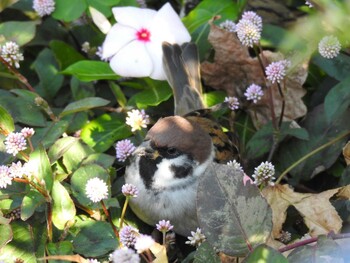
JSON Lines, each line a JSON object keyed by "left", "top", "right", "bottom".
{"left": 152, "top": 155, "right": 192, "bottom": 189}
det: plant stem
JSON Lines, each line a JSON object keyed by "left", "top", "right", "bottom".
{"left": 276, "top": 82, "right": 285, "bottom": 128}
{"left": 47, "top": 200, "right": 53, "bottom": 242}
{"left": 119, "top": 197, "right": 129, "bottom": 229}
{"left": 276, "top": 131, "right": 350, "bottom": 184}
{"left": 0, "top": 55, "right": 35, "bottom": 92}
{"left": 101, "top": 200, "right": 119, "bottom": 238}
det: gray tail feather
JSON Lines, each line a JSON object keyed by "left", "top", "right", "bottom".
{"left": 162, "top": 42, "right": 204, "bottom": 116}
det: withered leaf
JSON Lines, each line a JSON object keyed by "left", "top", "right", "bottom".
{"left": 262, "top": 185, "right": 343, "bottom": 239}
{"left": 201, "top": 24, "right": 308, "bottom": 128}
{"left": 343, "top": 141, "right": 350, "bottom": 165}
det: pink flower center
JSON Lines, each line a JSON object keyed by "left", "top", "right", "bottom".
{"left": 136, "top": 28, "right": 151, "bottom": 42}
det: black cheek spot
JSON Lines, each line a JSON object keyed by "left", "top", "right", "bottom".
{"left": 139, "top": 156, "right": 161, "bottom": 189}
{"left": 170, "top": 164, "right": 193, "bottom": 179}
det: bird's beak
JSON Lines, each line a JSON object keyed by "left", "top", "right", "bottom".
{"left": 134, "top": 141, "right": 160, "bottom": 160}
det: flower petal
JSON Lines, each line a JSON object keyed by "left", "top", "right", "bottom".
{"left": 102, "top": 24, "right": 136, "bottom": 59}
{"left": 109, "top": 41, "right": 153, "bottom": 77}
{"left": 112, "top": 6, "right": 156, "bottom": 29}
{"left": 145, "top": 42, "right": 166, "bottom": 80}
{"left": 150, "top": 3, "right": 191, "bottom": 44}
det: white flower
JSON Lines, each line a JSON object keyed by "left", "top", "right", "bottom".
{"left": 318, "top": 35, "right": 341, "bottom": 59}
{"left": 0, "top": 165, "right": 12, "bottom": 189}
{"left": 102, "top": 3, "right": 191, "bottom": 80}
{"left": 227, "top": 160, "right": 244, "bottom": 173}
{"left": 224, "top": 96, "right": 240, "bottom": 111}
{"left": 235, "top": 19, "right": 261, "bottom": 47}
{"left": 185, "top": 228, "right": 206, "bottom": 247}
{"left": 134, "top": 234, "right": 155, "bottom": 253}
{"left": 126, "top": 109, "right": 150, "bottom": 132}
{"left": 110, "top": 248, "right": 140, "bottom": 263}
{"left": 219, "top": 20, "right": 236, "bottom": 33}
{"left": 4, "top": 132, "right": 27, "bottom": 156}
{"left": 252, "top": 161, "right": 275, "bottom": 187}
{"left": 85, "top": 177, "right": 109, "bottom": 203}
{"left": 9, "top": 161, "right": 24, "bottom": 179}
{"left": 33, "top": 0, "right": 55, "bottom": 17}
{"left": 0, "top": 41, "right": 24, "bottom": 68}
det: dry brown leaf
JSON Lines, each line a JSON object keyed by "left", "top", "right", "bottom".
{"left": 201, "top": 24, "right": 308, "bottom": 128}
{"left": 343, "top": 141, "right": 350, "bottom": 165}
{"left": 262, "top": 184, "right": 343, "bottom": 239}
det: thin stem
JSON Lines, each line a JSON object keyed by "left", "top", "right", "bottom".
{"left": 276, "top": 131, "right": 350, "bottom": 184}
{"left": 101, "top": 200, "right": 119, "bottom": 238}
{"left": 162, "top": 232, "right": 166, "bottom": 245}
{"left": 119, "top": 197, "right": 129, "bottom": 229}
{"left": 27, "top": 138, "right": 34, "bottom": 153}
{"left": 276, "top": 82, "right": 285, "bottom": 128}
{"left": 0, "top": 56, "right": 35, "bottom": 92}
{"left": 47, "top": 200, "right": 53, "bottom": 242}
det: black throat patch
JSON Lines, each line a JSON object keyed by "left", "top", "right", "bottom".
{"left": 139, "top": 155, "right": 161, "bottom": 190}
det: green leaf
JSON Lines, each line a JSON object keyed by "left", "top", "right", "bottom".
{"left": 47, "top": 241, "right": 74, "bottom": 262}
{"left": 61, "top": 61, "right": 120, "bottom": 82}
{"left": 59, "top": 97, "right": 110, "bottom": 118}
{"left": 72, "top": 220, "right": 118, "bottom": 257}
{"left": 60, "top": 139, "right": 94, "bottom": 173}
{"left": 183, "top": 0, "right": 238, "bottom": 57}
{"left": 31, "top": 121, "right": 69, "bottom": 149}
{"left": 0, "top": 105, "right": 14, "bottom": 134}
{"left": 0, "top": 0, "right": 19, "bottom": 12}
{"left": 277, "top": 105, "right": 350, "bottom": 182}
{"left": 313, "top": 53, "right": 350, "bottom": 81}
{"left": 109, "top": 81, "right": 127, "bottom": 108}
{"left": 0, "top": 21, "right": 36, "bottom": 46}
{"left": 194, "top": 242, "right": 221, "bottom": 263}
{"left": 21, "top": 190, "right": 46, "bottom": 221}
{"left": 203, "top": 91, "right": 225, "bottom": 107}
{"left": 246, "top": 122, "right": 309, "bottom": 159}
{"left": 81, "top": 113, "right": 132, "bottom": 152}
{"left": 50, "top": 40, "right": 85, "bottom": 70}
{"left": 52, "top": 0, "right": 87, "bottom": 22}
{"left": 0, "top": 223, "right": 12, "bottom": 249}
{"left": 288, "top": 236, "right": 345, "bottom": 263}
{"left": 48, "top": 137, "right": 80, "bottom": 164}
{"left": 197, "top": 163, "right": 272, "bottom": 256}
{"left": 28, "top": 145, "right": 53, "bottom": 191}
{"left": 81, "top": 153, "right": 116, "bottom": 169}
{"left": 324, "top": 76, "right": 350, "bottom": 122}
{"left": 0, "top": 92, "right": 46, "bottom": 127}
{"left": 70, "top": 164, "right": 110, "bottom": 208}
{"left": 243, "top": 244, "right": 288, "bottom": 263}
{"left": 130, "top": 83, "right": 172, "bottom": 108}
{"left": 52, "top": 181, "right": 76, "bottom": 230}
{"left": 0, "top": 221, "right": 37, "bottom": 263}
{"left": 32, "top": 48, "right": 64, "bottom": 99}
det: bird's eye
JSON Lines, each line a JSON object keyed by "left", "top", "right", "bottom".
{"left": 167, "top": 147, "right": 178, "bottom": 155}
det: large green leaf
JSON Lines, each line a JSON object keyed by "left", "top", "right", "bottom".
{"left": 52, "top": 181, "right": 76, "bottom": 230}
{"left": 32, "top": 48, "right": 64, "bottom": 99}
{"left": 28, "top": 145, "right": 53, "bottom": 191}
{"left": 194, "top": 242, "right": 221, "bottom": 263}
{"left": 183, "top": 0, "right": 238, "bottom": 57}
{"left": 313, "top": 53, "right": 350, "bottom": 81}
{"left": 0, "top": 21, "right": 36, "bottom": 46}
{"left": 197, "top": 164, "right": 272, "bottom": 256}
{"left": 31, "top": 120, "right": 69, "bottom": 149}
{"left": 61, "top": 139, "right": 94, "bottom": 173}
{"left": 0, "top": 92, "right": 46, "bottom": 127}
{"left": 129, "top": 84, "right": 173, "bottom": 108}
{"left": 243, "top": 244, "right": 288, "bottom": 263}
{"left": 72, "top": 220, "right": 118, "bottom": 257}
{"left": 47, "top": 241, "right": 74, "bottom": 262}
{"left": 0, "top": 105, "right": 14, "bottom": 134}
{"left": 48, "top": 137, "right": 80, "bottom": 164}
{"left": 81, "top": 113, "right": 132, "bottom": 152}
{"left": 50, "top": 40, "right": 85, "bottom": 70}
{"left": 61, "top": 61, "right": 120, "bottom": 82}
{"left": 21, "top": 190, "right": 46, "bottom": 221}
{"left": 0, "top": 221, "right": 38, "bottom": 263}
{"left": 0, "top": 223, "right": 12, "bottom": 249}
{"left": 59, "top": 97, "right": 110, "bottom": 118}
{"left": 52, "top": 0, "right": 87, "bottom": 22}
{"left": 324, "top": 76, "right": 350, "bottom": 122}
{"left": 277, "top": 105, "right": 350, "bottom": 182}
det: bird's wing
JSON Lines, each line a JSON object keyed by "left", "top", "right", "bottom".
{"left": 162, "top": 42, "right": 204, "bottom": 116}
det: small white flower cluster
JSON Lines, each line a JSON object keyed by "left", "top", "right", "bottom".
{"left": 156, "top": 219, "right": 174, "bottom": 233}
{"left": 0, "top": 41, "right": 24, "bottom": 68}
{"left": 186, "top": 228, "right": 206, "bottom": 247}
{"left": 85, "top": 177, "right": 109, "bottom": 203}
{"left": 225, "top": 83, "right": 264, "bottom": 111}
{"left": 126, "top": 109, "right": 150, "bottom": 132}
{"left": 110, "top": 247, "right": 140, "bottom": 263}
{"left": 116, "top": 139, "right": 136, "bottom": 162}
{"left": 227, "top": 160, "right": 244, "bottom": 174}
{"left": 265, "top": 60, "right": 291, "bottom": 84}
{"left": 305, "top": 1, "right": 313, "bottom": 8}
{"left": 32, "top": 0, "right": 55, "bottom": 17}
{"left": 4, "top": 127, "right": 35, "bottom": 156}
{"left": 318, "top": 35, "right": 341, "bottom": 59}
{"left": 252, "top": 161, "right": 275, "bottom": 187}
{"left": 224, "top": 96, "right": 240, "bottom": 111}
{"left": 0, "top": 161, "right": 34, "bottom": 189}
{"left": 235, "top": 11, "right": 263, "bottom": 47}
{"left": 219, "top": 20, "right": 236, "bottom": 33}
{"left": 119, "top": 225, "right": 139, "bottom": 247}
